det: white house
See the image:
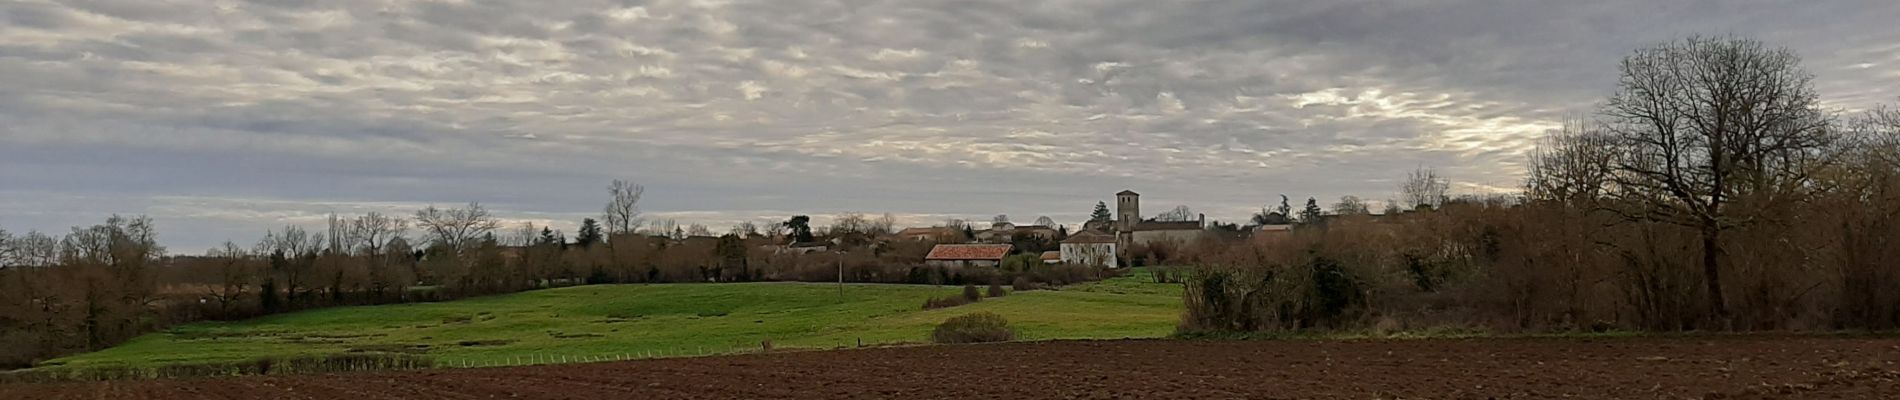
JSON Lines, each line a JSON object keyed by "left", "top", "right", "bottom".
{"left": 1059, "top": 230, "right": 1119, "bottom": 268}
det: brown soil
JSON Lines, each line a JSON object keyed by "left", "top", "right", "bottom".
{"left": 6, "top": 336, "right": 1897, "bottom": 399}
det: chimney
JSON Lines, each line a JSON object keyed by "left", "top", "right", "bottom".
{"left": 1198, "top": 213, "right": 1205, "bottom": 227}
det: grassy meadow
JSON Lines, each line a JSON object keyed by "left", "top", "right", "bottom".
{"left": 45, "top": 270, "right": 1182, "bottom": 369}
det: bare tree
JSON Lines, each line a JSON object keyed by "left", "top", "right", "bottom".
{"left": 0, "top": 229, "right": 13, "bottom": 269}
{"left": 325, "top": 214, "right": 354, "bottom": 256}
{"left": 1851, "top": 104, "right": 1900, "bottom": 170}
{"left": 1602, "top": 35, "right": 1833, "bottom": 319}
{"left": 258, "top": 225, "right": 322, "bottom": 305}
{"left": 1033, "top": 216, "right": 1056, "bottom": 227}
{"left": 205, "top": 242, "right": 252, "bottom": 317}
{"left": 413, "top": 202, "right": 502, "bottom": 252}
{"left": 871, "top": 213, "right": 898, "bottom": 235}
{"left": 643, "top": 218, "right": 679, "bottom": 238}
{"left": 508, "top": 222, "right": 539, "bottom": 247}
{"left": 1401, "top": 167, "right": 1450, "bottom": 210}
{"left": 259, "top": 225, "right": 323, "bottom": 256}
{"left": 1330, "top": 196, "right": 1370, "bottom": 215}
{"left": 1157, "top": 205, "right": 1194, "bottom": 222}
{"left": 15, "top": 231, "right": 56, "bottom": 268}
{"left": 685, "top": 224, "right": 713, "bottom": 237}
{"left": 59, "top": 215, "right": 164, "bottom": 270}
{"left": 603, "top": 180, "right": 645, "bottom": 234}
{"left": 730, "top": 220, "right": 761, "bottom": 237}
{"left": 1527, "top": 117, "right": 1619, "bottom": 204}
{"left": 348, "top": 212, "right": 409, "bottom": 256}
{"left": 347, "top": 212, "right": 409, "bottom": 299}
{"left": 832, "top": 212, "right": 869, "bottom": 234}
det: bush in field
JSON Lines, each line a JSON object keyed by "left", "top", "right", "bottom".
{"left": 1179, "top": 231, "right": 1371, "bottom": 332}
{"left": 923, "top": 295, "right": 975, "bottom": 310}
{"left": 1000, "top": 254, "right": 1043, "bottom": 272}
{"left": 987, "top": 283, "right": 1007, "bottom": 298}
{"left": 1010, "top": 276, "right": 1044, "bottom": 291}
{"left": 962, "top": 284, "right": 982, "bottom": 302}
{"left": 931, "top": 312, "right": 1015, "bottom": 344}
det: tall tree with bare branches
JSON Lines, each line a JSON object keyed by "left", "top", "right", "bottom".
{"left": 349, "top": 212, "right": 409, "bottom": 257}
{"left": 1527, "top": 117, "right": 1618, "bottom": 205}
{"left": 603, "top": 180, "right": 645, "bottom": 235}
{"left": 1602, "top": 36, "right": 1833, "bottom": 320}
{"left": 204, "top": 242, "right": 253, "bottom": 318}
{"left": 413, "top": 203, "right": 502, "bottom": 253}
{"left": 1401, "top": 167, "right": 1450, "bottom": 210}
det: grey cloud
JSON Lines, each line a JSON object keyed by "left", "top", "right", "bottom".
{"left": 1, "top": 0, "right": 1896, "bottom": 250}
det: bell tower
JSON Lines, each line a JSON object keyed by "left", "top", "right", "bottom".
{"left": 1115, "top": 190, "right": 1140, "bottom": 232}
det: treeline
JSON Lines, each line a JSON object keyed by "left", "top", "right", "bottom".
{"left": 1180, "top": 36, "right": 1900, "bottom": 334}
{"left": 0, "top": 183, "right": 1110, "bottom": 369}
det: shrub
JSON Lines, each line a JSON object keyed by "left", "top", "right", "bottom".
{"left": 1010, "top": 276, "right": 1043, "bottom": 291}
{"left": 931, "top": 312, "right": 1015, "bottom": 344}
{"left": 923, "top": 295, "right": 975, "bottom": 310}
{"left": 1000, "top": 254, "right": 1043, "bottom": 272}
{"left": 987, "top": 283, "right": 1007, "bottom": 298}
{"left": 962, "top": 284, "right": 982, "bottom": 302}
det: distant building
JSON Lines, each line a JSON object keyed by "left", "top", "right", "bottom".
{"left": 1014, "top": 225, "right": 1059, "bottom": 240}
{"left": 924, "top": 244, "right": 1013, "bottom": 268}
{"left": 1059, "top": 230, "right": 1119, "bottom": 268}
{"left": 1107, "top": 190, "right": 1207, "bottom": 248}
{"left": 1039, "top": 251, "right": 1062, "bottom": 265}
{"left": 768, "top": 241, "right": 830, "bottom": 255}
{"left": 1128, "top": 220, "right": 1206, "bottom": 246}
{"left": 975, "top": 222, "right": 1058, "bottom": 243}
{"left": 896, "top": 226, "right": 962, "bottom": 242}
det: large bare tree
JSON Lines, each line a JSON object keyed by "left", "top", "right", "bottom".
{"left": 348, "top": 212, "right": 409, "bottom": 256}
{"left": 413, "top": 202, "right": 502, "bottom": 252}
{"left": 204, "top": 242, "right": 252, "bottom": 317}
{"left": 2, "top": 230, "right": 57, "bottom": 268}
{"left": 1527, "top": 118, "right": 1618, "bottom": 205}
{"left": 603, "top": 180, "right": 645, "bottom": 235}
{"left": 1330, "top": 196, "right": 1370, "bottom": 215}
{"left": 1602, "top": 36, "right": 1833, "bottom": 320}
{"left": 1400, "top": 167, "right": 1450, "bottom": 210}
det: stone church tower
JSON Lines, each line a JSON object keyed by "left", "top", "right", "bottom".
{"left": 1116, "top": 190, "right": 1140, "bottom": 232}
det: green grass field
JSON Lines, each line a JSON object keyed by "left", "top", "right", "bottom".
{"left": 47, "top": 270, "right": 1182, "bottom": 369}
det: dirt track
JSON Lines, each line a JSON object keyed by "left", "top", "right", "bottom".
{"left": 5, "top": 336, "right": 1897, "bottom": 399}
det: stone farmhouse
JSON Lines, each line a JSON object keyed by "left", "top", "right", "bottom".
{"left": 923, "top": 244, "right": 1013, "bottom": 268}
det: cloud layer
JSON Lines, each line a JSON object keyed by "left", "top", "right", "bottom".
{"left": 3, "top": 0, "right": 1897, "bottom": 251}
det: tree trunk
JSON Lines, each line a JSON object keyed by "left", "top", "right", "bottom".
{"left": 1701, "top": 226, "right": 1728, "bottom": 325}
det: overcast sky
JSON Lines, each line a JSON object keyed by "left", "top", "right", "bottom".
{"left": 2, "top": 0, "right": 1896, "bottom": 252}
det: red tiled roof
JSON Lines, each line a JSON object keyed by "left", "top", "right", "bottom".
{"left": 925, "top": 244, "right": 1013, "bottom": 260}
{"left": 1039, "top": 251, "right": 1061, "bottom": 261}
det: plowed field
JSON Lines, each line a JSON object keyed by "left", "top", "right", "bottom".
{"left": 7, "top": 336, "right": 1897, "bottom": 399}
